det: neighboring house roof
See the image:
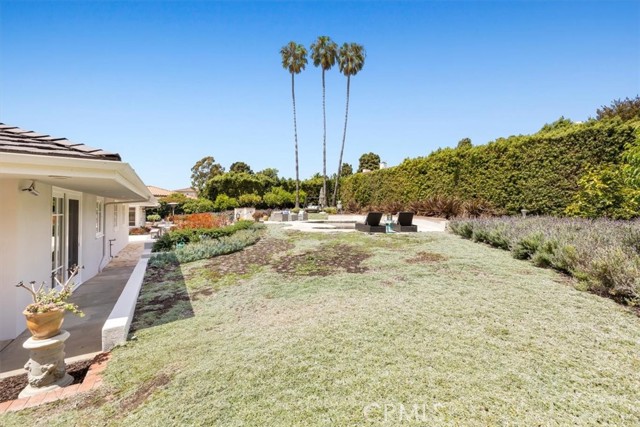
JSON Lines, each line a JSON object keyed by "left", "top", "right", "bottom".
{"left": 0, "top": 123, "right": 154, "bottom": 202}
{"left": 173, "top": 187, "right": 197, "bottom": 198}
{"left": 0, "top": 123, "right": 122, "bottom": 161}
{"left": 147, "top": 186, "right": 172, "bottom": 198}
{"left": 174, "top": 187, "right": 196, "bottom": 193}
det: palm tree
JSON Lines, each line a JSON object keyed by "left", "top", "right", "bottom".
{"left": 310, "top": 36, "right": 338, "bottom": 209}
{"left": 280, "top": 41, "right": 308, "bottom": 209}
{"left": 333, "top": 42, "right": 366, "bottom": 206}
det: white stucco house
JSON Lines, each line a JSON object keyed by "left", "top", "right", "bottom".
{"left": 0, "top": 123, "right": 155, "bottom": 340}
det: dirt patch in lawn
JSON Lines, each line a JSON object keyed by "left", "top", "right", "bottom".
{"left": 120, "top": 372, "right": 172, "bottom": 412}
{"left": 197, "top": 236, "right": 293, "bottom": 276}
{"left": 406, "top": 251, "right": 448, "bottom": 263}
{"left": 273, "top": 244, "right": 370, "bottom": 276}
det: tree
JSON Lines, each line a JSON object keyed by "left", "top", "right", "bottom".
{"left": 341, "top": 163, "right": 353, "bottom": 177}
{"left": 310, "top": 36, "right": 338, "bottom": 208}
{"left": 280, "top": 41, "right": 308, "bottom": 208}
{"left": 182, "top": 198, "right": 215, "bottom": 214}
{"left": 358, "top": 152, "right": 381, "bottom": 172}
{"left": 456, "top": 138, "right": 473, "bottom": 149}
{"left": 596, "top": 96, "right": 640, "bottom": 122}
{"left": 257, "top": 168, "right": 279, "bottom": 180}
{"left": 238, "top": 193, "right": 262, "bottom": 207}
{"left": 213, "top": 194, "right": 239, "bottom": 212}
{"left": 206, "top": 172, "right": 266, "bottom": 200}
{"left": 190, "top": 156, "right": 224, "bottom": 197}
{"left": 333, "top": 42, "right": 366, "bottom": 206}
{"left": 229, "top": 161, "right": 253, "bottom": 174}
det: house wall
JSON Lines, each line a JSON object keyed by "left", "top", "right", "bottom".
{"left": 0, "top": 179, "right": 52, "bottom": 340}
{"left": 0, "top": 181, "right": 130, "bottom": 340}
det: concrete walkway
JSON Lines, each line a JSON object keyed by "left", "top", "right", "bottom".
{"left": 0, "top": 237, "right": 148, "bottom": 377}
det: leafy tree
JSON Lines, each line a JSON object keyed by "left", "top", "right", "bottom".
{"left": 358, "top": 152, "right": 381, "bottom": 172}
{"left": 151, "top": 193, "right": 189, "bottom": 218}
{"left": 213, "top": 194, "right": 239, "bottom": 212}
{"left": 182, "top": 198, "right": 215, "bottom": 214}
{"left": 596, "top": 96, "right": 640, "bottom": 122}
{"left": 310, "top": 36, "right": 339, "bottom": 208}
{"left": 333, "top": 42, "right": 366, "bottom": 206}
{"left": 341, "top": 163, "right": 353, "bottom": 177}
{"left": 238, "top": 193, "right": 262, "bottom": 207}
{"left": 263, "top": 186, "right": 295, "bottom": 208}
{"left": 190, "top": 156, "right": 224, "bottom": 197}
{"left": 229, "top": 161, "right": 253, "bottom": 174}
{"left": 257, "top": 168, "right": 279, "bottom": 180}
{"left": 456, "top": 138, "right": 473, "bottom": 149}
{"left": 206, "top": 172, "right": 270, "bottom": 200}
{"left": 161, "top": 192, "right": 189, "bottom": 204}
{"left": 280, "top": 41, "right": 308, "bottom": 208}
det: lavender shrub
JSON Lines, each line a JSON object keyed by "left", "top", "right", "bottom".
{"left": 448, "top": 217, "right": 640, "bottom": 303}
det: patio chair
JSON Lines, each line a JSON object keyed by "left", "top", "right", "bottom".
{"left": 392, "top": 212, "right": 418, "bottom": 232}
{"left": 355, "top": 212, "right": 386, "bottom": 233}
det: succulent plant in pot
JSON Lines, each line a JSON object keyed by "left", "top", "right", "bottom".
{"left": 16, "top": 265, "right": 84, "bottom": 340}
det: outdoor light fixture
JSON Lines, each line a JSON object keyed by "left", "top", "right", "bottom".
{"left": 21, "top": 181, "right": 40, "bottom": 197}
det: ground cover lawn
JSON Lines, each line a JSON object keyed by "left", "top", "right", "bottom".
{"left": 3, "top": 226, "right": 640, "bottom": 426}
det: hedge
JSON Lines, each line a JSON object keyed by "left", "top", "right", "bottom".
{"left": 339, "top": 119, "right": 639, "bottom": 216}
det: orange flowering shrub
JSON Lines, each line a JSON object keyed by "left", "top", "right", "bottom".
{"left": 174, "top": 213, "right": 230, "bottom": 230}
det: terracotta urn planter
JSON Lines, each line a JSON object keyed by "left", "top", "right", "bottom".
{"left": 24, "top": 309, "right": 65, "bottom": 340}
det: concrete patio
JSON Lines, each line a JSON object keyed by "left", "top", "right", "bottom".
{"left": 0, "top": 236, "right": 149, "bottom": 378}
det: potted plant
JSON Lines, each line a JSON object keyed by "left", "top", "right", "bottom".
{"left": 16, "top": 266, "right": 84, "bottom": 340}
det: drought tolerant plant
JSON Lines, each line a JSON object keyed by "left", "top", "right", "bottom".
{"left": 150, "top": 227, "right": 264, "bottom": 265}
{"left": 449, "top": 216, "right": 640, "bottom": 303}
{"left": 16, "top": 266, "right": 84, "bottom": 316}
{"left": 152, "top": 220, "right": 257, "bottom": 251}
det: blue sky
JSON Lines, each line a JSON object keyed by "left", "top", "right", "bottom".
{"left": 1, "top": 1, "right": 639, "bottom": 191}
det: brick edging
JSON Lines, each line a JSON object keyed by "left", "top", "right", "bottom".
{"left": 0, "top": 353, "right": 111, "bottom": 414}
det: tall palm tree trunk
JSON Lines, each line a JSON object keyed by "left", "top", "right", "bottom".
{"left": 333, "top": 75, "right": 350, "bottom": 206}
{"left": 292, "top": 72, "right": 300, "bottom": 208}
{"left": 322, "top": 69, "right": 327, "bottom": 208}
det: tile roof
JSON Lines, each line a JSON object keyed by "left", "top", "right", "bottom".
{"left": 146, "top": 186, "right": 172, "bottom": 197}
{"left": 0, "top": 123, "right": 121, "bottom": 161}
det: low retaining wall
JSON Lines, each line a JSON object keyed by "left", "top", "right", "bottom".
{"left": 101, "top": 255, "right": 149, "bottom": 352}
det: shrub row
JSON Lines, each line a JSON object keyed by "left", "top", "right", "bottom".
{"left": 339, "top": 119, "right": 639, "bottom": 217}
{"left": 152, "top": 220, "right": 257, "bottom": 252}
{"left": 344, "top": 195, "right": 502, "bottom": 218}
{"left": 150, "top": 227, "right": 264, "bottom": 265}
{"left": 448, "top": 217, "right": 640, "bottom": 302}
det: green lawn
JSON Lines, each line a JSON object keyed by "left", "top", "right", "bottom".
{"left": 4, "top": 226, "right": 640, "bottom": 426}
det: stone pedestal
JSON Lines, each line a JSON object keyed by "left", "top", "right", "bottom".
{"left": 19, "top": 330, "right": 73, "bottom": 398}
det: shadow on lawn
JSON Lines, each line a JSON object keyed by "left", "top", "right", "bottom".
{"left": 129, "top": 262, "right": 195, "bottom": 333}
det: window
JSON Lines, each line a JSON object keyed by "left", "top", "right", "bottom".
{"left": 96, "top": 198, "right": 104, "bottom": 237}
{"left": 129, "top": 207, "right": 136, "bottom": 226}
{"left": 52, "top": 196, "right": 65, "bottom": 288}
{"left": 113, "top": 205, "right": 119, "bottom": 229}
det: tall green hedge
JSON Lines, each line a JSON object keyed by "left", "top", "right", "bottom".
{"left": 340, "top": 119, "right": 639, "bottom": 216}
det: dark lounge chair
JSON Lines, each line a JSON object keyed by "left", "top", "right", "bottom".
{"left": 355, "top": 212, "right": 386, "bottom": 233}
{"left": 392, "top": 212, "right": 418, "bottom": 232}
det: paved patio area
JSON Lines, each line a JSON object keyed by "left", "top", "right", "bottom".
{"left": 274, "top": 214, "right": 447, "bottom": 233}
{"left": 0, "top": 237, "right": 149, "bottom": 378}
